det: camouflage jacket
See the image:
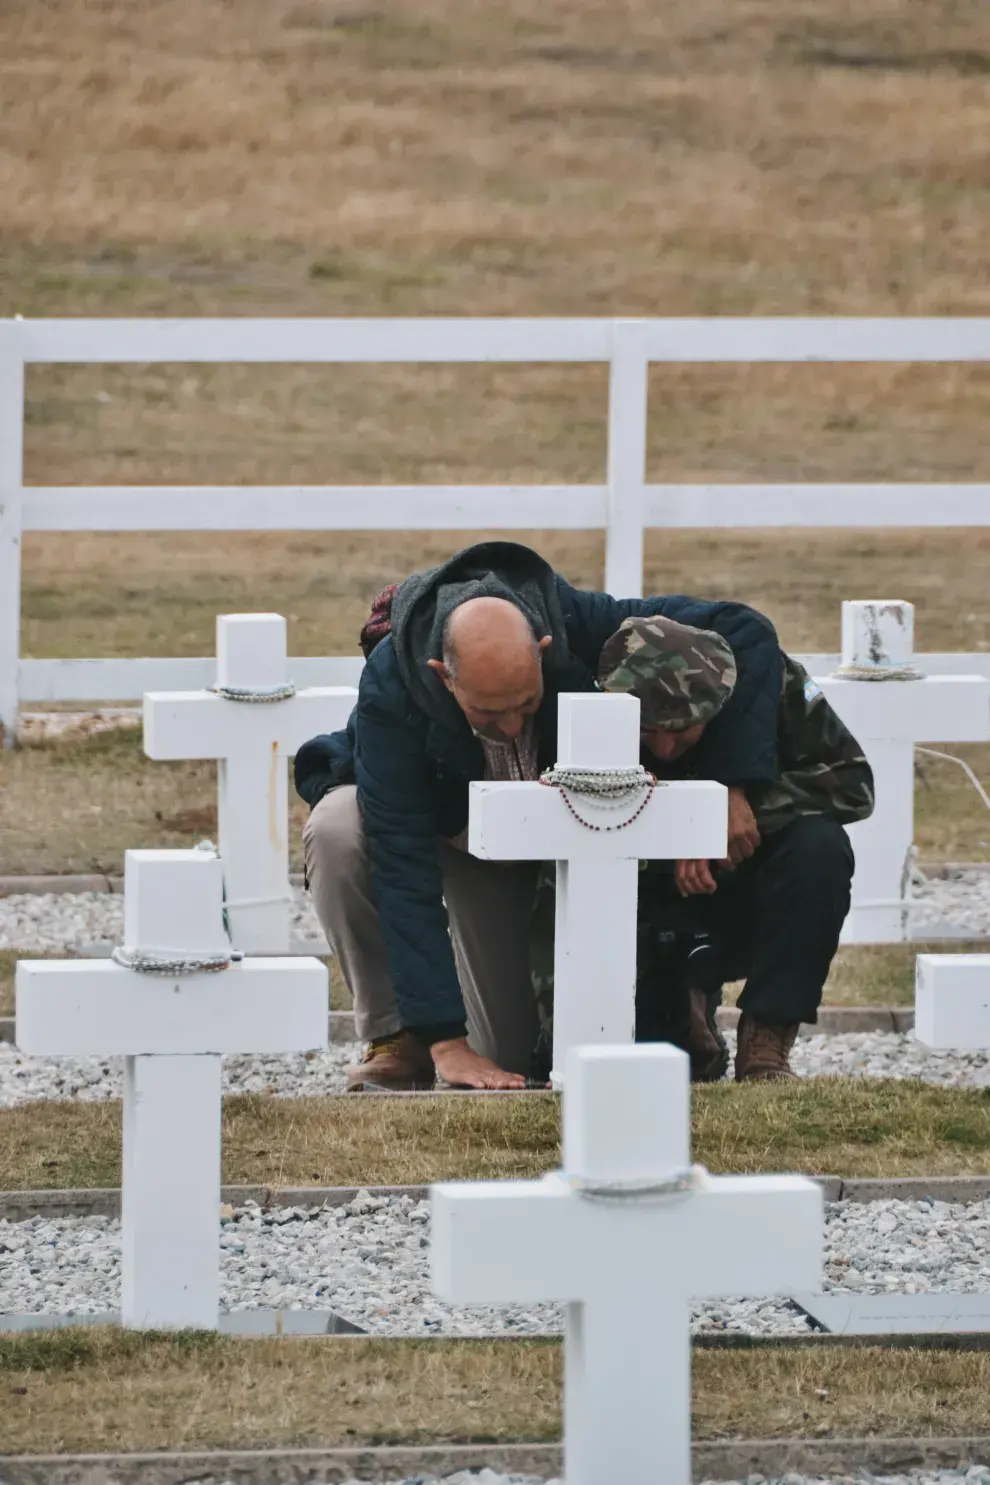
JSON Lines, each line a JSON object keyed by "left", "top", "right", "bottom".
{"left": 651, "top": 655, "right": 874, "bottom": 834}
{"left": 746, "top": 656, "right": 874, "bottom": 833}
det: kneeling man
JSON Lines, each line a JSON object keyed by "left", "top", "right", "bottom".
{"left": 596, "top": 615, "right": 874, "bottom": 1081}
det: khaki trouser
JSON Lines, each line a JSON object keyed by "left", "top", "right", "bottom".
{"left": 302, "top": 785, "right": 541, "bottom": 1075}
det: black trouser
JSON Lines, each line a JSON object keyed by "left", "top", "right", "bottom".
{"left": 637, "top": 815, "right": 854, "bottom": 1030}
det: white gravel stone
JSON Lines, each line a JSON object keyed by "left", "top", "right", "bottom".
{"left": 5, "top": 1028, "right": 990, "bottom": 1108}
{"left": 3, "top": 1196, "right": 990, "bottom": 1338}
{"left": 0, "top": 885, "right": 324, "bottom": 952}
{"left": 136, "top": 1474, "right": 990, "bottom": 1485}
{"left": 1, "top": 1463, "right": 983, "bottom": 1484}
{"left": 915, "top": 866, "right": 990, "bottom": 937}
{"left": 0, "top": 1039, "right": 365, "bottom": 1107}
{"left": 1, "top": 872, "right": 988, "bottom": 955}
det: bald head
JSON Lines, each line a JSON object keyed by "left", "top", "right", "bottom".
{"left": 428, "top": 597, "right": 551, "bottom": 740}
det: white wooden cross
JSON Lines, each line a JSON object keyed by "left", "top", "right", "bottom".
{"left": 15, "top": 847, "right": 328, "bottom": 1330}
{"left": 916, "top": 954, "right": 990, "bottom": 1049}
{"left": 432, "top": 1043, "right": 822, "bottom": 1485}
{"left": 817, "top": 601, "right": 990, "bottom": 943}
{"left": 468, "top": 692, "right": 726, "bottom": 1085}
{"left": 143, "top": 613, "right": 357, "bottom": 953}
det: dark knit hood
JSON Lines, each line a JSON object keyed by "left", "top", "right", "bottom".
{"left": 389, "top": 541, "right": 570, "bottom": 723}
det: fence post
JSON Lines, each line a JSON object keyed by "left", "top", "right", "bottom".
{"left": 604, "top": 319, "right": 648, "bottom": 599}
{"left": 0, "top": 323, "right": 24, "bottom": 747}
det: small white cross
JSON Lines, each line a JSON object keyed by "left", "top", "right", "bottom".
{"left": 916, "top": 954, "right": 990, "bottom": 1049}
{"left": 15, "top": 848, "right": 328, "bottom": 1329}
{"left": 431, "top": 1043, "right": 822, "bottom": 1485}
{"left": 143, "top": 614, "right": 357, "bottom": 952}
{"left": 818, "top": 601, "right": 990, "bottom": 944}
{"left": 468, "top": 693, "right": 727, "bottom": 1084}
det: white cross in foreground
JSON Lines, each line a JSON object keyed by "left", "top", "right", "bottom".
{"left": 15, "top": 848, "right": 328, "bottom": 1329}
{"left": 818, "top": 601, "right": 990, "bottom": 944}
{"left": 432, "top": 1043, "right": 823, "bottom": 1485}
{"left": 468, "top": 693, "right": 727, "bottom": 1085}
{"left": 143, "top": 613, "right": 357, "bottom": 952}
{"left": 915, "top": 953, "right": 990, "bottom": 1049}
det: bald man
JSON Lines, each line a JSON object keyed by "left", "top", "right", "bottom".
{"left": 295, "top": 541, "right": 783, "bottom": 1092}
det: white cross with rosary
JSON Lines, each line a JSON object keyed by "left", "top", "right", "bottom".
{"left": 468, "top": 693, "right": 727, "bottom": 1085}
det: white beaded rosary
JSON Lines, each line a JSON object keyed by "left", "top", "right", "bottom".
{"left": 539, "top": 764, "right": 659, "bottom": 831}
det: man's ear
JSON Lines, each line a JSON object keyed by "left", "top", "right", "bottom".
{"left": 537, "top": 635, "right": 552, "bottom": 653}
{"left": 427, "top": 658, "right": 454, "bottom": 692}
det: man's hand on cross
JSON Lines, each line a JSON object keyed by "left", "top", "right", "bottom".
{"left": 723, "top": 786, "right": 761, "bottom": 867}
{"left": 431, "top": 1036, "right": 529, "bottom": 1090}
{"left": 675, "top": 789, "right": 758, "bottom": 895}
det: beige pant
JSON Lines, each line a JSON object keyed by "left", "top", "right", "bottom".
{"left": 303, "top": 785, "right": 541, "bottom": 1074}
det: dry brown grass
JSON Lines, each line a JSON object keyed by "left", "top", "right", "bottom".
{"left": 819, "top": 941, "right": 987, "bottom": 1009}
{"left": 3, "top": 0, "right": 990, "bottom": 869}
{"left": 2, "top": 1331, "right": 990, "bottom": 1453}
{"left": 1, "top": 1079, "right": 987, "bottom": 1191}
{"left": 2, "top": 723, "right": 987, "bottom": 875}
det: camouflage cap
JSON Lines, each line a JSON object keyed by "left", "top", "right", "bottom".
{"left": 597, "top": 616, "right": 737, "bottom": 730}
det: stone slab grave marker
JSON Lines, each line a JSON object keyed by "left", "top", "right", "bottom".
{"left": 15, "top": 847, "right": 328, "bottom": 1329}
{"left": 817, "top": 601, "right": 990, "bottom": 943}
{"left": 143, "top": 614, "right": 357, "bottom": 953}
{"left": 915, "top": 952, "right": 990, "bottom": 1049}
{"left": 468, "top": 693, "right": 727, "bottom": 1086}
{"left": 432, "top": 1043, "right": 823, "bottom": 1485}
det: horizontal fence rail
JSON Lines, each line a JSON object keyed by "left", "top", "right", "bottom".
{"left": 3, "top": 316, "right": 990, "bottom": 734}
{"left": 18, "top": 653, "right": 990, "bottom": 705}
{"left": 22, "top": 484, "right": 990, "bottom": 532}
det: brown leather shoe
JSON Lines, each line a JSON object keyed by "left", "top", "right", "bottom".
{"left": 346, "top": 1031, "right": 435, "bottom": 1092}
{"left": 735, "top": 1013, "right": 799, "bottom": 1081}
{"left": 687, "top": 988, "right": 730, "bottom": 1083}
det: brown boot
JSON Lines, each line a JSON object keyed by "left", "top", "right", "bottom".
{"left": 687, "top": 988, "right": 730, "bottom": 1083}
{"left": 346, "top": 1031, "right": 435, "bottom": 1092}
{"left": 735, "top": 1013, "right": 799, "bottom": 1082}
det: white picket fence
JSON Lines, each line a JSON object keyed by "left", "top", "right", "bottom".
{"left": 3, "top": 316, "right": 990, "bottom": 735}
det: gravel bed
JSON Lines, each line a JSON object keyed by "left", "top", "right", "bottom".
{"left": 3, "top": 1195, "right": 990, "bottom": 1336}
{"left": 914, "top": 866, "right": 990, "bottom": 937}
{"left": 1, "top": 872, "right": 988, "bottom": 954}
{"left": 0, "top": 1040, "right": 364, "bottom": 1107}
{"left": 3, "top": 1029, "right": 990, "bottom": 1107}
{"left": 147, "top": 1475, "right": 990, "bottom": 1485}
{"left": 788, "top": 1031, "right": 990, "bottom": 1087}
{"left": 0, "top": 886, "right": 324, "bottom": 952}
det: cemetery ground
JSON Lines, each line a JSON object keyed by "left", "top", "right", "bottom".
{"left": 5, "top": 1, "right": 990, "bottom": 1476}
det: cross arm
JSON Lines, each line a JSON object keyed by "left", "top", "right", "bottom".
{"left": 468, "top": 780, "right": 727, "bottom": 861}
{"left": 681, "top": 1176, "right": 823, "bottom": 1298}
{"left": 143, "top": 688, "right": 356, "bottom": 760}
{"left": 818, "top": 676, "right": 990, "bottom": 743}
{"left": 431, "top": 1178, "right": 577, "bottom": 1304}
{"left": 16, "top": 958, "right": 328, "bottom": 1056}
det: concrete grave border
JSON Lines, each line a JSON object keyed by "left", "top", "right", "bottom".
{"left": 1, "top": 1435, "right": 989, "bottom": 1483}
{"left": 5, "top": 1173, "right": 990, "bottom": 1223}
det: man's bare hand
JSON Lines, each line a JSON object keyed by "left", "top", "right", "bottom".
{"left": 431, "top": 1037, "right": 528, "bottom": 1090}
{"left": 675, "top": 858, "right": 718, "bottom": 896}
{"left": 722, "top": 786, "right": 760, "bottom": 868}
